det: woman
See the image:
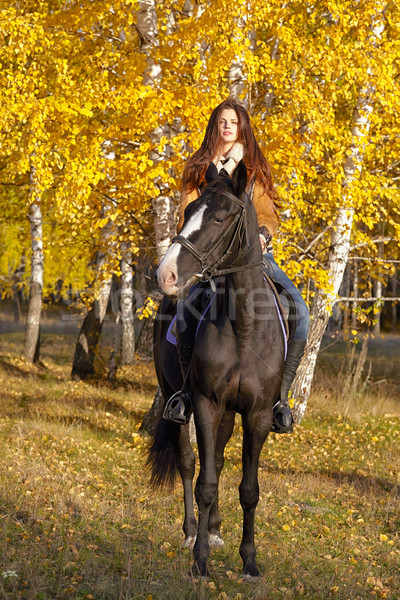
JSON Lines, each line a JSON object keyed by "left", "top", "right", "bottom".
{"left": 164, "top": 99, "right": 309, "bottom": 433}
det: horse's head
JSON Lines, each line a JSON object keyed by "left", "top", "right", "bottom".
{"left": 156, "top": 160, "right": 260, "bottom": 296}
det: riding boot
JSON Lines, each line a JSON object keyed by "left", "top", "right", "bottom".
{"left": 163, "top": 341, "right": 195, "bottom": 424}
{"left": 163, "top": 310, "right": 197, "bottom": 426}
{"left": 272, "top": 339, "right": 307, "bottom": 434}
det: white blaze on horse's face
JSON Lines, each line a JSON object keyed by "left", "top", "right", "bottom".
{"left": 157, "top": 204, "right": 207, "bottom": 295}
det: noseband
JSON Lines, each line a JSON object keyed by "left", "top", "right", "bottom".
{"left": 172, "top": 190, "right": 261, "bottom": 290}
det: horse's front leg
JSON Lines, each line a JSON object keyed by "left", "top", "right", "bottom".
{"left": 192, "top": 394, "right": 220, "bottom": 577}
{"left": 208, "top": 410, "right": 235, "bottom": 548}
{"left": 239, "top": 410, "right": 271, "bottom": 577}
{"left": 178, "top": 423, "right": 197, "bottom": 546}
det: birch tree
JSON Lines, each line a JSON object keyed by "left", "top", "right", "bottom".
{"left": 71, "top": 215, "right": 114, "bottom": 380}
{"left": 137, "top": 0, "right": 176, "bottom": 263}
{"left": 24, "top": 166, "right": 43, "bottom": 363}
{"left": 1, "top": 0, "right": 399, "bottom": 401}
{"left": 292, "top": 5, "right": 387, "bottom": 421}
{"left": 120, "top": 242, "right": 135, "bottom": 365}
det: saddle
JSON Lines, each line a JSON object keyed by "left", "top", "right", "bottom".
{"left": 166, "top": 283, "right": 218, "bottom": 346}
{"left": 166, "top": 274, "right": 297, "bottom": 350}
{"left": 262, "top": 257, "right": 297, "bottom": 341}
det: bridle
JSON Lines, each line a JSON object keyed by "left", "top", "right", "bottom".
{"left": 171, "top": 189, "right": 261, "bottom": 291}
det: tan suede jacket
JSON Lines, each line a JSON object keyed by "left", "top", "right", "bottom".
{"left": 177, "top": 179, "right": 279, "bottom": 237}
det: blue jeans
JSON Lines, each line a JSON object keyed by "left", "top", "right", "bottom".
{"left": 263, "top": 252, "right": 310, "bottom": 341}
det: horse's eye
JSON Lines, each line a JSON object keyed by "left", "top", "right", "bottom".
{"left": 213, "top": 211, "right": 226, "bottom": 224}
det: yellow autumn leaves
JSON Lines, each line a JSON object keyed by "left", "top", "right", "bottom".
{"left": 0, "top": 0, "right": 398, "bottom": 308}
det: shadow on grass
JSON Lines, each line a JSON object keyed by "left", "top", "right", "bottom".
{"left": 262, "top": 461, "right": 400, "bottom": 498}
{"left": 0, "top": 356, "right": 53, "bottom": 380}
{"left": 10, "top": 404, "right": 146, "bottom": 440}
{"left": 0, "top": 357, "right": 33, "bottom": 379}
{"left": 65, "top": 393, "right": 147, "bottom": 422}
{"left": 322, "top": 468, "right": 400, "bottom": 497}
{"left": 6, "top": 386, "right": 145, "bottom": 421}
{"left": 69, "top": 372, "right": 158, "bottom": 395}
{"left": 47, "top": 413, "right": 145, "bottom": 439}
{"left": 0, "top": 492, "right": 158, "bottom": 600}
{"left": 110, "top": 378, "right": 158, "bottom": 394}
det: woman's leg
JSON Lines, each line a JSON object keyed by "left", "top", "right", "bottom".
{"left": 163, "top": 284, "right": 204, "bottom": 424}
{"left": 263, "top": 253, "right": 310, "bottom": 433}
{"left": 263, "top": 252, "right": 309, "bottom": 342}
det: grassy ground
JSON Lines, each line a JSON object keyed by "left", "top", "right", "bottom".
{"left": 0, "top": 331, "right": 399, "bottom": 600}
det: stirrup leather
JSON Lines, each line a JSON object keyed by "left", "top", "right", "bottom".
{"left": 163, "top": 391, "right": 193, "bottom": 425}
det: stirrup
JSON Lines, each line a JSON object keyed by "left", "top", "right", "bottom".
{"left": 163, "top": 391, "right": 192, "bottom": 425}
{"left": 271, "top": 400, "right": 294, "bottom": 434}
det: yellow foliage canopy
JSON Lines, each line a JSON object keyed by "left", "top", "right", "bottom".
{"left": 0, "top": 0, "right": 399, "bottom": 303}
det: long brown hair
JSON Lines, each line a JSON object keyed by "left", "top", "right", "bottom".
{"left": 182, "top": 99, "right": 278, "bottom": 202}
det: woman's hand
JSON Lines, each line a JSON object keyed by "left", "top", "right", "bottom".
{"left": 259, "top": 227, "right": 272, "bottom": 253}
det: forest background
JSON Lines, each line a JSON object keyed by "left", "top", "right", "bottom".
{"left": 1, "top": 2, "right": 400, "bottom": 598}
{"left": 1, "top": 0, "right": 400, "bottom": 419}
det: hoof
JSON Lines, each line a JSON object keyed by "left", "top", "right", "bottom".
{"left": 208, "top": 532, "right": 225, "bottom": 548}
{"left": 183, "top": 535, "right": 196, "bottom": 549}
{"left": 183, "top": 571, "right": 209, "bottom": 581}
{"left": 242, "top": 562, "right": 261, "bottom": 578}
{"left": 188, "top": 571, "right": 210, "bottom": 580}
{"left": 190, "top": 561, "right": 209, "bottom": 578}
{"left": 241, "top": 572, "right": 261, "bottom": 581}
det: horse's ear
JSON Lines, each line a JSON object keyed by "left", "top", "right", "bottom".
{"left": 205, "top": 162, "right": 219, "bottom": 184}
{"left": 232, "top": 160, "right": 247, "bottom": 197}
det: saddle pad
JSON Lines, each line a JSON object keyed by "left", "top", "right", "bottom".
{"left": 166, "top": 290, "right": 218, "bottom": 346}
{"left": 166, "top": 285, "right": 287, "bottom": 360}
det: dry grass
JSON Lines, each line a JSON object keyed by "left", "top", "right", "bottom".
{"left": 0, "top": 330, "right": 399, "bottom": 600}
{"left": 309, "top": 333, "right": 400, "bottom": 419}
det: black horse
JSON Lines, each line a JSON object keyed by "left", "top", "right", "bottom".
{"left": 149, "top": 161, "right": 286, "bottom": 577}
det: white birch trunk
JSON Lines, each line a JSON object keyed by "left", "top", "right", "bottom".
{"left": 228, "top": 56, "right": 245, "bottom": 104}
{"left": 292, "top": 99, "right": 373, "bottom": 421}
{"left": 372, "top": 277, "right": 383, "bottom": 335}
{"left": 351, "top": 261, "right": 359, "bottom": 330}
{"left": 137, "top": 0, "right": 175, "bottom": 262}
{"left": 292, "top": 67, "right": 381, "bottom": 422}
{"left": 152, "top": 194, "right": 176, "bottom": 263}
{"left": 227, "top": 14, "right": 255, "bottom": 108}
{"left": 391, "top": 273, "right": 398, "bottom": 332}
{"left": 72, "top": 123, "right": 117, "bottom": 378}
{"left": 372, "top": 240, "right": 384, "bottom": 335}
{"left": 120, "top": 242, "right": 135, "bottom": 364}
{"left": 264, "top": 37, "right": 280, "bottom": 113}
{"left": 24, "top": 167, "right": 43, "bottom": 363}
{"left": 71, "top": 213, "right": 113, "bottom": 379}
{"left": 292, "top": 7, "right": 386, "bottom": 422}
{"left": 137, "top": 1, "right": 187, "bottom": 429}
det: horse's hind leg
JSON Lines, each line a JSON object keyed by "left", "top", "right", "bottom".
{"left": 208, "top": 410, "right": 235, "bottom": 548}
{"left": 239, "top": 411, "right": 271, "bottom": 577}
{"left": 178, "top": 424, "right": 197, "bottom": 547}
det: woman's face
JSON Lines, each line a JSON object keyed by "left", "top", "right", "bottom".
{"left": 218, "top": 108, "right": 239, "bottom": 153}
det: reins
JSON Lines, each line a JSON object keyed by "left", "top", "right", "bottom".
{"left": 172, "top": 190, "right": 262, "bottom": 292}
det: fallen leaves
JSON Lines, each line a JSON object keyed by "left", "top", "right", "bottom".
{"left": 0, "top": 339, "right": 399, "bottom": 599}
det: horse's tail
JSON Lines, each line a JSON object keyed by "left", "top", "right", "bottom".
{"left": 147, "top": 416, "right": 181, "bottom": 489}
